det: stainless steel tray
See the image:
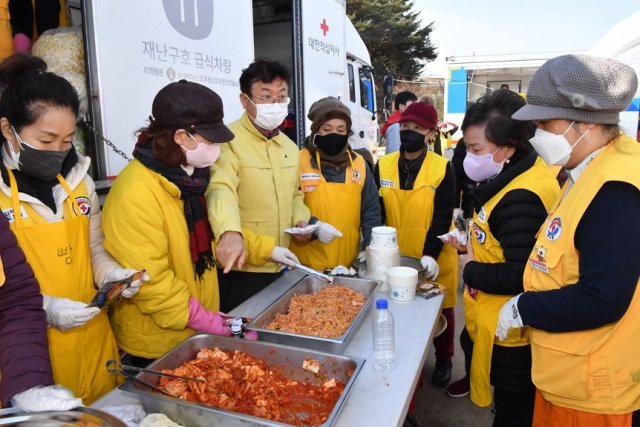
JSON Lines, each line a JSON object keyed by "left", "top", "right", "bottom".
{"left": 0, "top": 407, "right": 126, "bottom": 426}
{"left": 120, "top": 334, "right": 364, "bottom": 427}
{"left": 246, "top": 275, "right": 381, "bottom": 353}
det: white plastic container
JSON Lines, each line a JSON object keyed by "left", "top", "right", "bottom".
{"left": 365, "top": 246, "right": 401, "bottom": 291}
{"left": 370, "top": 226, "right": 398, "bottom": 250}
{"left": 387, "top": 266, "right": 419, "bottom": 302}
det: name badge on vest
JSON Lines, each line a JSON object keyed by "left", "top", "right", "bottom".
{"left": 380, "top": 179, "right": 395, "bottom": 188}
{"left": 545, "top": 217, "right": 562, "bottom": 241}
{"left": 2, "top": 206, "right": 28, "bottom": 223}
{"left": 529, "top": 245, "right": 549, "bottom": 273}
{"left": 477, "top": 207, "right": 488, "bottom": 223}
{"left": 301, "top": 173, "right": 320, "bottom": 181}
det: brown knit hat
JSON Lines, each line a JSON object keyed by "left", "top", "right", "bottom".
{"left": 308, "top": 96, "right": 352, "bottom": 132}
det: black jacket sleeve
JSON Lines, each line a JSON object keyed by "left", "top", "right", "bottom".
{"left": 360, "top": 164, "right": 382, "bottom": 248}
{"left": 451, "top": 139, "right": 475, "bottom": 218}
{"left": 463, "top": 189, "right": 549, "bottom": 295}
{"left": 423, "top": 163, "right": 455, "bottom": 259}
{"left": 0, "top": 215, "right": 53, "bottom": 406}
{"left": 373, "top": 162, "right": 386, "bottom": 224}
{"left": 518, "top": 181, "right": 640, "bottom": 332}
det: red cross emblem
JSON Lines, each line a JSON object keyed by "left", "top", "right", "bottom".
{"left": 320, "top": 18, "right": 329, "bottom": 36}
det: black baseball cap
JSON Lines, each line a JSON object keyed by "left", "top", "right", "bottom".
{"left": 151, "top": 80, "right": 234, "bottom": 143}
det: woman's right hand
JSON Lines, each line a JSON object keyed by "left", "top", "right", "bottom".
{"left": 448, "top": 235, "right": 467, "bottom": 254}
{"left": 42, "top": 295, "right": 100, "bottom": 331}
{"left": 186, "top": 297, "right": 231, "bottom": 336}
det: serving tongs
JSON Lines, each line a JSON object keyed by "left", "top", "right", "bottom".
{"left": 106, "top": 359, "right": 203, "bottom": 396}
{"left": 293, "top": 262, "right": 334, "bottom": 283}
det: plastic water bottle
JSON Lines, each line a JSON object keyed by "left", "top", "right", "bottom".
{"left": 373, "top": 298, "right": 396, "bottom": 371}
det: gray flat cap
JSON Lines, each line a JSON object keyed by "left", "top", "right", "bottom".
{"left": 512, "top": 54, "right": 638, "bottom": 124}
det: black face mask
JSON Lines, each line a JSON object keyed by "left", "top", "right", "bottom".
{"left": 18, "top": 142, "right": 71, "bottom": 181}
{"left": 400, "top": 130, "right": 426, "bottom": 153}
{"left": 314, "top": 133, "right": 349, "bottom": 156}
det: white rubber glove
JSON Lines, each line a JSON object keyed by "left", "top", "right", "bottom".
{"left": 315, "top": 221, "right": 343, "bottom": 244}
{"left": 269, "top": 246, "right": 299, "bottom": 268}
{"left": 43, "top": 295, "right": 100, "bottom": 331}
{"left": 12, "top": 385, "right": 83, "bottom": 412}
{"left": 496, "top": 294, "right": 524, "bottom": 341}
{"left": 420, "top": 256, "right": 440, "bottom": 280}
{"left": 357, "top": 250, "right": 367, "bottom": 263}
{"left": 102, "top": 268, "right": 150, "bottom": 298}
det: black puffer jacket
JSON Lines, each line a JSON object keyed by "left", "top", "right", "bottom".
{"left": 463, "top": 150, "right": 558, "bottom": 393}
{"left": 463, "top": 151, "right": 554, "bottom": 295}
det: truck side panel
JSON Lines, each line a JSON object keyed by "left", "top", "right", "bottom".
{"left": 85, "top": 0, "right": 254, "bottom": 178}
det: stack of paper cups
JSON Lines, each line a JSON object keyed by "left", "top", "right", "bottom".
{"left": 366, "top": 226, "right": 401, "bottom": 291}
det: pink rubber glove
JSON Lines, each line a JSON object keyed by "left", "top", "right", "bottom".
{"left": 14, "top": 34, "right": 32, "bottom": 54}
{"left": 244, "top": 330, "right": 258, "bottom": 340}
{"left": 187, "top": 298, "right": 231, "bottom": 336}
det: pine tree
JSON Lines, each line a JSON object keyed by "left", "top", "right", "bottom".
{"left": 347, "top": 0, "right": 437, "bottom": 80}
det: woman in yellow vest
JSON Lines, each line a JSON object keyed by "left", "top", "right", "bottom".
{"left": 290, "top": 97, "right": 381, "bottom": 270}
{"left": 443, "top": 90, "right": 560, "bottom": 426}
{"left": 102, "top": 80, "right": 297, "bottom": 367}
{"left": 498, "top": 54, "right": 640, "bottom": 427}
{"left": 0, "top": 54, "right": 147, "bottom": 404}
{"left": 374, "top": 101, "right": 459, "bottom": 387}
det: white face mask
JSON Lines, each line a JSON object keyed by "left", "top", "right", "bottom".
{"left": 529, "top": 121, "right": 590, "bottom": 166}
{"left": 246, "top": 95, "right": 289, "bottom": 131}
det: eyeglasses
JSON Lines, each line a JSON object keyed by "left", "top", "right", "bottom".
{"left": 249, "top": 94, "right": 290, "bottom": 105}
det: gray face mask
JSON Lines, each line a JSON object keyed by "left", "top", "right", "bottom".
{"left": 12, "top": 127, "right": 71, "bottom": 181}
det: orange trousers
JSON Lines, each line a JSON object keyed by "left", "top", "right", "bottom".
{"left": 533, "top": 389, "right": 634, "bottom": 427}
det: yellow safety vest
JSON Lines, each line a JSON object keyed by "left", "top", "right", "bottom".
{"left": 0, "top": 168, "right": 120, "bottom": 404}
{"left": 464, "top": 156, "right": 560, "bottom": 407}
{"left": 524, "top": 134, "right": 640, "bottom": 414}
{"left": 290, "top": 149, "right": 365, "bottom": 271}
{"left": 378, "top": 151, "right": 459, "bottom": 309}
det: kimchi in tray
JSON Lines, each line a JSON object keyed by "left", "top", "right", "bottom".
{"left": 120, "top": 334, "right": 364, "bottom": 427}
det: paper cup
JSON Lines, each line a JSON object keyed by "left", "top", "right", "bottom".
{"left": 370, "top": 226, "right": 398, "bottom": 250}
{"left": 387, "top": 266, "right": 418, "bottom": 302}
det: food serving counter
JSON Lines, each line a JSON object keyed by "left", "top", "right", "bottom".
{"left": 92, "top": 269, "right": 444, "bottom": 427}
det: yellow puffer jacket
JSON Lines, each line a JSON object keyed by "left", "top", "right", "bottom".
{"left": 207, "top": 112, "right": 310, "bottom": 273}
{"left": 102, "top": 159, "right": 275, "bottom": 358}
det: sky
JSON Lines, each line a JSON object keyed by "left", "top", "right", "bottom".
{"left": 412, "top": 0, "right": 640, "bottom": 77}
